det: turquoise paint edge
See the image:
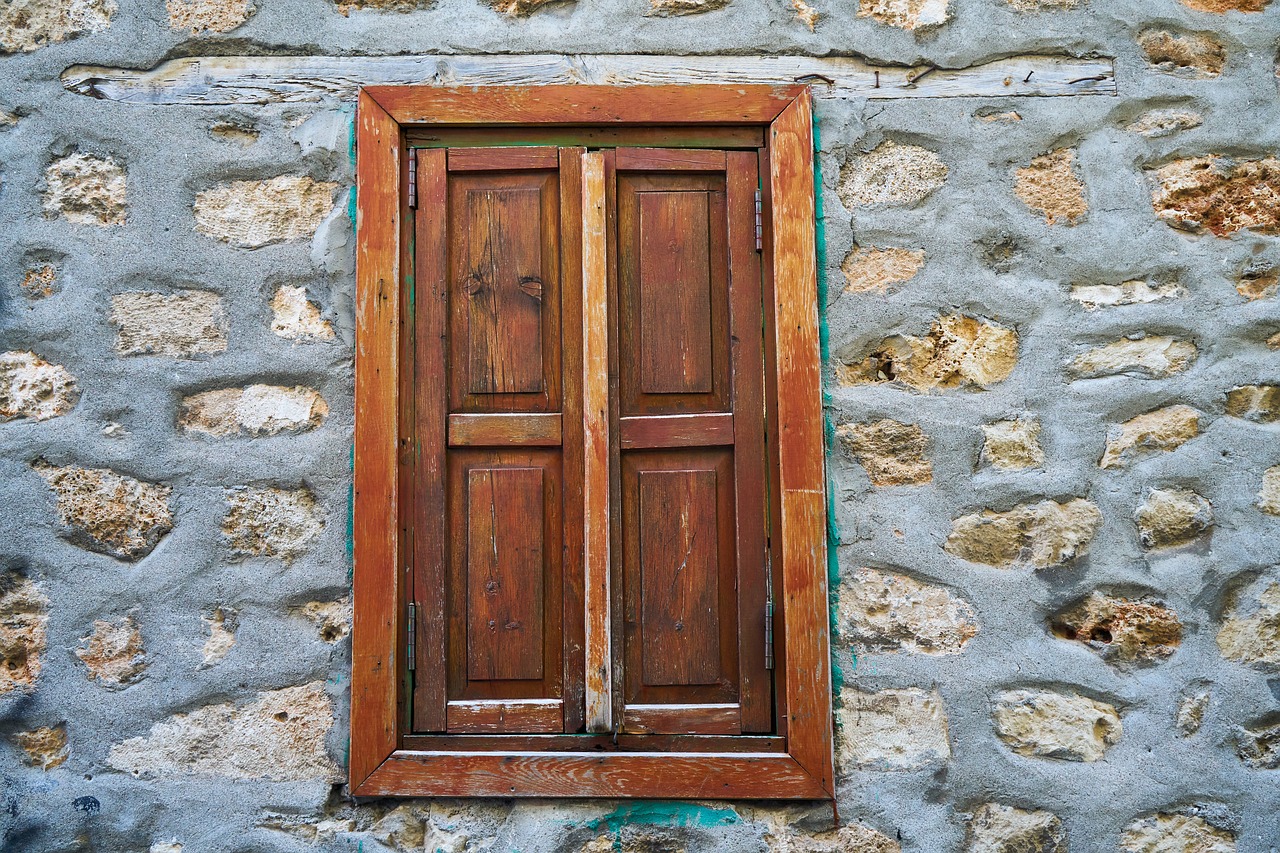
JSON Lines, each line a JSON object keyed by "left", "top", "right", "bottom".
{"left": 346, "top": 105, "right": 358, "bottom": 583}
{"left": 583, "top": 802, "right": 741, "bottom": 838}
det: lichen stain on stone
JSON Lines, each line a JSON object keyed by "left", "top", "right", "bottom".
{"left": 0, "top": 351, "right": 79, "bottom": 421}
{"left": 0, "top": 0, "right": 115, "bottom": 54}
{"left": 0, "top": 572, "right": 50, "bottom": 695}
{"left": 194, "top": 176, "right": 336, "bottom": 249}
{"left": 1050, "top": 592, "right": 1182, "bottom": 665}
{"left": 76, "top": 616, "right": 146, "bottom": 685}
{"left": 33, "top": 462, "right": 173, "bottom": 560}
{"left": 946, "top": 499, "right": 1101, "bottom": 568}
{"left": 1014, "top": 148, "right": 1087, "bottom": 226}
{"left": 836, "top": 315, "right": 1017, "bottom": 392}
{"left": 1151, "top": 155, "right": 1280, "bottom": 237}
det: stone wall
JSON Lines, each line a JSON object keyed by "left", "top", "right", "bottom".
{"left": 2, "top": 0, "right": 1279, "bottom": 849}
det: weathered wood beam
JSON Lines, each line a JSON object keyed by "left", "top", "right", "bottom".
{"left": 61, "top": 54, "right": 1116, "bottom": 105}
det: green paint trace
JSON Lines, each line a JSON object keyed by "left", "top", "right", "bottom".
{"left": 584, "top": 802, "right": 740, "bottom": 837}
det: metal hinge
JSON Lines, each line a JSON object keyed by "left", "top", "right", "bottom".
{"left": 406, "top": 602, "right": 416, "bottom": 671}
{"left": 407, "top": 148, "right": 417, "bottom": 209}
{"left": 754, "top": 188, "right": 763, "bottom": 252}
{"left": 764, "top": 549, "right": 774, "bottom": 670}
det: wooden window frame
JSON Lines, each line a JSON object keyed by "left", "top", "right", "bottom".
{"left": 352, "top": 84, "right": 832, "bottom": 799}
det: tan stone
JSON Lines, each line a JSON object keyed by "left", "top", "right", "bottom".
{"left": 946, "top": 499, "right": 1101, "bottom": 568}
{"left": 107, "top": 682, "right": 340, "bottom": 781}
{"left": 1070, "top": 336, "right": 1197, "bottom": 379}
{"left": 791, "top": 0, "right": 819, "bottom": 29}
{"left": 111, "top": 291, "right": 227, "bottom": 358}
{"left": 167, "top": 0, "right": 252, "bottom": 31}
{"left": 981, "top": 419, "right": 1044, "bottom": 471}
{"left": 1004, "top": 0, "right": 1076, "bottom": 9}
{"left": 1151, "top": 156, "right": 1280, "bottom": 237}
{"left": 837, "top": 687, "right": 949, "bottom": 770}
{"left": 837, "top": 419, "right": 932, "bottom": 486}
{"left": 647, "top": 0, "right": 728, "bottom": 14}
{"left": 1069, "top": 280, "right": 1185, "bottom": 309}
{"left": 1139, "top": 30, "right": 1225, "bottom": 77}
{"left": 836, "top": 315, "right": 1018, "bottom": 392}
{"left": 974, "top": 109, "right": 1023, "bottom": 123}
{"left": 194, "top": 176, "right": 336, "bottom": 249}
{"left": 209, "top": 121, "right": 258, "bottom": 145}
{"left": 1236, "top": 719, "right": 1280, "bottom": 769}
{"left": 1225, "top": 385, "right": 1280, "bottom": 423}
{"left": 271, "top": 286, "right": 335, "bottom": 341}
{"left": 0, "top": 574, "right": 49, "bottom": 695}
{"left": 150, "top": 843, "right": 183, "bottom": 853}
{"left": 0, "top": 0, "right": 114, "bottom": 54}
{"left": 14, "top": 723, "right": 68, "bottom": 770}
{"left": 77, "top": 617, "right": 146, "bottom": 685}
{"left": 291, "top": 598, "right": 351, "bottom": 642}
{"left": 0, "top": 352, "right": 78, "bottom": 421}
{"left": 34, "top": 463, "right": 172, "bottom": 560}
{"left": 1216, "top": 576, "right": 1280, "bottom": 666}
{"left": 839, "top": 141, "right": 948, "bottom": 208}
{"left": 179, "top": 385, "right": 328, "bottom": 437}
{"left": 223, "top": 486, "right": 323, "bottom": 561}
{"left": 1176, "top": 691, "right": 1209, "bottom": 736}
{"left": 1015, "top": 149, "right": 1087, "bottom": 226}
{"left": 334, "top": 0, "right": 430, "bottom": 14}
{"left": 1100, "top": 405, "right": 1200, "bottom": 469}
{"left": 1135, "top": 488, "right": 1212, "bottom": 549}
{"left": 1268, "top": 332, "right": 1280, "bottom": 350}
{"left": 201, "top": 607, "right": 237, "bottom": 668}
{"left": 1050, "top": 593, "right": 1182, "bottom": 664}
{"left": 1126, "top": 109, "right": 1203, "bottom": 138}
{"left": 484, "top": 0, "right": 562, "bottom": 13}
{"left": 0, "top": 111, "right": 18, "bottom": 130}
{"left": 1258, "top": 467, "right": 1280, "bottom": 515}
{"left": 1122, "top": 814, "right": 1236, "bottom": 852}
{"left": 43, "top": 153, "right": 126, "bottom": 226}
{"left": 1180, "top": 0, "right": 1266, "bottom": 11}
{"left": 857, "top": 0, "right": 949, "bottom": 30}
{"left": 966, "top": 804, "right": 1066, "bottom": 853}
{"left": 841, "top": 246, "right": 925, "bottom": 293}
{"left": 1236, "top": 264, "right": 1277, "bottom": 300}
{"left": 992, "top": 689, "right": 1121, "bottom": 761}
{"left": 766, "top": 822, "right": 901, "bottom": 853}
{"left": 838, "top": 568, "right": 978, "bottom": 655}
{"left": 20, "top": 264, "right": 58, "bottom": 298}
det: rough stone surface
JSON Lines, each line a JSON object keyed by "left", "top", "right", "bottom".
{"left": 1014, "top": 148, "right": 1087, "bottom": 226}
{"left": 838, "top": 568, "right": 978, "bottom": 654}
{"left": 945, "top": 499, "right": 1101, "bottom": 568}
{"left": 0, "top": 351, "right": 79, "bottom": 422}
{"left": 334, "top": 0, "right": 431, "bottom": 14}
{"left": 965, "top": 803, "right": 1066, "bottom": 853}
{"left": 0, "top": 0, "right": 114, "bottom": 53}
{"left": 43, "top": 153, "right": 127, "bottom": 226}
{"left": 20, "top": 264, "right": 58, "bottom": 299}
{"left": 838, "top": 687, "right": 950, "bottom": 770}
{"left": 839, "top": 141, "right": 948, "bottom": 208}
{"left": 1138, "top": 30, "right": 1226, "bottom": 78}
{"left": 841, "top": 245, "right": 924, "bottom": 293}
{"left": 1004, "top": 0, "right": 1076, "bottom": 9}
{"left": 980, "top": 419, "right": 1044, "bottom": 471}
{"left": 200, "top": 607, "right": 237, "bottom": 668}
{"left": 790, "top": 0, "right": 819, "bottom": 29}
{"left": 647, "top": 0, "right": 728, "bottom": 15}
{"left": 14, "top": 724, "right": 69, "bottom": 770}
{"left": 1224, "top": 385, "right": 1280, "bottom": 423}
{"left": 1069, "top": 280, "right": 1185, "bottom": 309}
{"left": 1121, "top": 814, "right": 1237, "bottom": 852}
{"left": 193, "top": 176, "right": 336, "bottom": 248}
{"left": 1257, "top": 467, "right": 1280, "bottom": 515}
{"left": 166, "top": 0, "right": 253, "bottom": 32}
{"left": 111, "top": 291, "right": 227, "bottom": 357}
{"left": 1050, "top": 593, "right": 1182, "bottom": 665}
{"left": 1234, "top": 262, "right": 1276, "bottom": 300}
{"left": 1177, "top": 692, "right": 1209, "bottom": 736}
{"left": 76, "top": 617, "right": 146, "bottom": 686}
{"left": 857, "top": 0, "right": 949, "bottom": 30}
{"left": 1216, "top": 575, "right": 1280, "bottom": 667}
{"left": 222, "top": 486, "right": 323, "bottom": 561}
{"left": 1135, "top": 488, "right": 1213, "bottom": 550}
{"left": 1126, "top": 109, "right": 1204, "bottom": 138}
{"left": 1070, "top": 336, "right": 1197, "bottom": 379}
{"left": 179, "top": 385, "right": 328, "bottom": 437}
{"left": 271, "top": 285, "right": 335, "bottom": 341}
{"left": 291, "top": 598, "right": 351, "bottom": 642}
{"left": 836, "top": 315, "right": 1018, "bottom": 391}
{"left": 991, "top": 689, "right": 1122, "bottom": 762}
{"left": 837, "top": 419, "right": 932, "bottom": 486}
{"left": 484, "top": 0, "right": 563, "bottom": 15}
{"left": 33, "top": 463, "right": 173, "bottom": 560}
{"left": 1180, "top": 0, "right": 1266, "bottom": 11}
{"left": 1150, "top": 156, "right": 1280, "bottom": 237}
{"left": 1100, "top": 405, "right": 1200, "bottom": 469}
{"left": 0, "top": 574, "right": 49, "bottom": 695}
{"left": 766, "top": 823, "right": 901, "bottom": 853}
{"left": 1235, "top": 718, "right": 1280, "bottom": 769}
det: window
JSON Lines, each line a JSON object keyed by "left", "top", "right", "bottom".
{"left": 351, "top": 85, "right": 832, "bottom": 800}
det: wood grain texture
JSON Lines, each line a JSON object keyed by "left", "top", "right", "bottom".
{"left": 413, "top": 127, "right": 767, "bottom": 150}
{"left": 402, "top": 733, "right": 785, "bottom": 752}
{"left": 624, "top": 703, "right": 740, "bottom": 735}
{"left": 448, "top": 413, "right": 562, "bottom": 447}
{"left": 616, "top": 148, "right": 727, "bottom": 172}
{"left": 448, "top": 146, "right": 560, "bottom": 171}
{"left": 446, "top": 699, "right": 563, "bottom": 733}
{"left": 619, "top": 413, "right": 735, "bottom": 449}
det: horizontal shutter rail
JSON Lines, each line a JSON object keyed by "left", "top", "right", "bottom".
{"left": 447, "top": 413, "right": 563, "bottom": 447}
{"left": 619, "top": 413, "right": 734, "bottom": 449}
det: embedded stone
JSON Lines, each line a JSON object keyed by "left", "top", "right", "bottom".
{"left": 166, "top": 0, "right": 253, "bottom": 31}
{"left": 334, "top": 0, "right": 431, "bottom": 14}
{"left": 1100, "top": 405, "right": 1200, "bottom": 469}
{"left": 839, "top": 141, "right": 948, "bottom": 209}
{"left": 1004, "top": 0, "right": 1076, "bottom": 9}
{"left": 945, "top": 499, "right": 1101, "bottom": 568}
{"left": 34, "top": 463, "right": 173, "bottom": 560}
{"left": 1216, "top": 575, "right": 1280, "bottom": 666}
{"left": 76, "top": 617, "right": 146, "bottom": 686}
{"left": 14, "top": 723, "right": 68, "bottom": 770}
{"left": 484, "top": 0, "right": 562, "bottom": 14}
{"left": 0, "top": 351, "right": 79, "bottom": 421}
{"left": 857, "top": 0, "right": 949, "bottom": 30}
{"left": 1138, "top": 30, "right": 1226, "bottom": 78}
{"left": 194, "top": 176, "right": 336, "bottom": 249}
{"left": 223, "top": 486, "right": 323, "bottom": 561}
{"left": 1050, "top": 593, "right": 1182, "bottom": 665}
{"left": 981, "top": 419, "right": 1044, "bottom": 471}
{"left": 974, "top": 108, "right": 1022, "bottom": 123}
{"left": 841, "top": 246, "right": 925, "bottom": 293}
{"left": 201, "top": 607, "right": 237, "bottom": 668}
{"left": 1176, "top": 692, "right": 1209, "bottom": 736}
{"left": 791, "top": 0, "right": 819, "bottom": 30}
{"left": 291, "top": 598, "right": 351, "bottom": 643}
{"left": 209, "top": 121, "right": 258, "bottom": 145}
{"left": 1122, "top": 814, "right": 1237, "bottom": 852}
{"left": 767, "top": 823, "right": 901, "bottom": 853}
{"left": 271, "top": 286, "right": 335, "bottom": 341}
{"left": 151, "top": 843, "right": 183, "bottom": 853}
{"left": 1268, "top": 333, "right": 1280, "bottom": 350}
{"left": 107, "top": 682, "right": 340, "bottom": 781}
{"left": 1181, "top": 0, "right": 1267, "bottom": 11}
{"left": 0, "top": 573, "right": 49, "bottom": 695}
{"left": 1225, "top": 385, "right": 1280, "bottom": 423}
{"left": 1015, "top": 149, "right": 1087, "bottom": 226}
{"left": 111, "top": 291, "right": 227, "bottom": 358}
{"left": 1135, "top": 488, "right": 1213, "bottom": 550}
{"left": 966, "top": 803, "right": 1066, "bottom": 853}
{"left": 992, "top": 689, "right": 1121, "bottom": 761}
{"left": 1127, "top": 109, "right": 1203, "bottom": 138}
{"left": 837, "top": 687, "right": 950, "bottom": 770}
{"left": 1070, "top": 336, "right": 1197, "bottom": 379}
{"left": 0, "top": 0, "right": 114, "bottom": 54}
{"left": 837, "top": 568, "right": 978, "bottom": 655}
{"left": 1150, "top": 156, "right": 1280, "bottom": 237}
{"left": 1069, "top": 280, "right": 1185, "bottom": 309}
{"left": 179, "top": 385, "right": 328, "bottom": 437}
{"left": 20, "top": 265, "right": 58, "bottom": 299}
{"left": 1255, "top": 467, "right": 1280, "bottom": 516}
{"left": 43, "top": 153, "right": 127, "bottom": 226}
{"left": 836, "top": 419, "right": 932, "bottom": 486}
{"left": 836, "top": 315, "right": 1018, "bottom": 392}
{"left": 647, "top": 0, "right": 728, "bottom": 14}
{"left": 1235, "top": 262, "right": 1276, "bottom": 300}
{"left": 1236, "top": 718, "right": 1280, "bottom": 769}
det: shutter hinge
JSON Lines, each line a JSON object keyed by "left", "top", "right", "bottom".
{"left": 407, "top": 148, "right": 417, "bottom": 209}
{"left": 754, "top": 188, "right": 763, "bottom": 252}
{"left": 406, "top": 602, "right": 416, "bottom": 671}
{"left": 764, "top": 549, "right": 774, "bottom": 670}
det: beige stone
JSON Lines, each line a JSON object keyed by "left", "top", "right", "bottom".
{"left": 1050, "top": 593, "right": 1182, "bottom": 665}
{"left": 334, "top": 0, "right": 431, "bottom": 14}
{"left": 167, "top": 0, "right": 252, "bottom": 31}
{"left": 946, "top": 499, "right": 1101, "bottom": 568}
{"left": 1135, "top": 488, "right": 1213, "bottom": 549}
{"left": 647, "top": 0, "right": 728, "bottom": 14}
{"left": 1151, "top": 156, "right": 1280, "bottom": 237}
{"left": 1257, "top": 467, "right": 1280, "bottom": 515}
{"left": 1122, "top": 814, "right": 1236, "bottom": 852}
{"left": 857, "top": 0, "right": 949, "bottom": 30}
{"left": 484, "top": 0, "right": 562, "bottom": 14}
{"left": 837, "top": 687, "right": 949, "bottom": 770}
{"left": 0, "top": 574, "right": 49, "bottom": 695}
{"left": 14, "top": 723, "right": 68, "bottom": 770}
{"left": 271, "top": 286, "right": 335, "bottom": 341}
{"left": 34, "top": 463, "right": 173, "bottom": 560}
{"left": 201, "top": 607, "right": 237, "bottom": 668}
{"left": 0, "top": 352, "right": 78, "bottom": 421}
{"left": 1236, "top": 719, "right": 1280, "bottom": 769}
{"left": 1216, "top": 576, "right": 1280, "bottom": 666}
{"left": 839, "top": 141, "right": 948, "bottom": 208}
{"left": 1268, "top": 332, "right": 1280, "bottom": 350}
{"left": 0, "top": 0, "right": 114, "bottom": 53}
{"left": 1015, "top": 149, "right": 1087, "bottom": 226}
{"left": 77, "top": 617, "right": 146, "bottom": 685}
{"left": 1236, "top": 264, "right": 1278, "bottom": 300}
{"left": 966, "top": 803, "right": 1066, "bottom": 853}
{"left": 981, "top": 419, "right": 1044, "bottom": 471}
{"left": 111, "top": 291, "right": 227, "bottom": 358}
{"left": 179, "top": 385, "right": 328, "bottom": 437}
{"left": 291, "top": 598, "right": 351, "bottom": 643}
{"left": 791, "top": 0, "right": 819, "bottom": 29}
{"left": 1176, "top": 691, "right": 1209, "bottom": 736}
{"left": 766, "top": 822, "right": 901, "bottom": 853}
{"left": 1225, "top": 385, "right": 1280, "bottom": 423}
{"left": 992, "top": 689, "right": 1121, "bottom": 761}
{"left": 1004, "top": 0, "right": 1076, "bottom": 9}
{"left": 838, "top": 568, "right": 977, "bottom": 655}
{"left": 1069, "top": 280, "right": 1185, "bottom": 309}
{"left": 836, "top": 315, "right": 1018, "bottom": 392}
{"left": 150, "top": 842, "right": 183, "bottom": 853}
{"left": 1126, "top": 109, "right": 1203, "bottom": 138}
{"left": 0, "top": 111, "right": 18, "bottom": 130}
{"left": 209, "top": 121, "right": 258, "bottom": 145}
{"left": 20, "top": 264, "right": 58, "bottom": 299}
{"left": 837, "top": 419, "right": 932, "bottom": 486}
{"left": 1180, "top": 0, "right": 1266, "bottom": 9}
{"left": 841, "top": 246, "right": 925, "bottom": 293}
{"left": 1139, "top": 30, "right": 1226, "bottom": 77}
{"left": 223, "top": 486, "right": 323, "bottom": 561}
{"left": 107, "top": 682, "right": 340, "bottom": 781}
{"left": 43, "top": 153, "right": 126, "bottom": 226}
{"left": 194, "top": 176, "right": 336, "bottom": 249}
{"left": 1070, "top": 336, "right": 1197, "bottom": 379}
{"left": 1100, "top": 405, "right": 1200, "bottom": 469}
